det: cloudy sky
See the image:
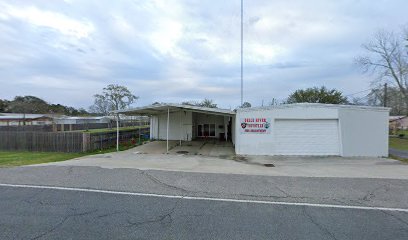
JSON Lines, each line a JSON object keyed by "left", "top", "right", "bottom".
{"left": 0, "top": 0, "right": 407, "bottom": 109}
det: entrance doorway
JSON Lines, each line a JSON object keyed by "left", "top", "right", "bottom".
{"left": 197, "top": 124, "right": 216, "bottom": 137}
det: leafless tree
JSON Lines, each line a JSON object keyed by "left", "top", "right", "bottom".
{"left": 356, "top": 28, "right": 408, "bottom": 109}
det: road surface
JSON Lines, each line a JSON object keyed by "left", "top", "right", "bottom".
{"left": 0, "top": 165, "right": 407, "bottom": 239}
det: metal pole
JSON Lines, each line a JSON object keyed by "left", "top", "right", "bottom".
{"left": 167, "top": 108, "right": 169, "bottom": 153}
{"left": 116, "top": 114, "right": 119, "bottom": 152}
{"left": 384, "top": 83, "right": 388, "bottom": 107}
{"left": 240, "top": 0, "right": 244, "bottom": 107}
{"left": 179, "top": 112, "right": 182, "bottom": 146}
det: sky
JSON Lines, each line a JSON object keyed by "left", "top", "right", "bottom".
{"left": 0, "top": 0, "right": 407, "bottom": 110}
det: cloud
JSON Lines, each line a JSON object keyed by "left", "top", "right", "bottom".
{"left": 1, "top": 4, "right": 94, "bottom": 39}
{"left": 0, "top": 0, "right": 407, "bottom": 109}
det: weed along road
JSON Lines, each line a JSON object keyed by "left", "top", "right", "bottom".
{"left": 0, "top": 165, "right": 408, "bottom": 239}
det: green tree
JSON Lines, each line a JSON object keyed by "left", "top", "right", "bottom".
{"left": 286, "top": 87, "right": 348, "bottom": 104}
{"left": 8, "top": 96, "right": 49, "bottom": 113}
{"left": 0, "top": 99, "right": 9, "bottom": 112}
{"left": 182, "top": 99, "right": 218, "bottom": 108}
{"left": 199, "top": 98, "right": 217, "bottom": 108}
{"left": 90, "top": 84, "right": 138, "bottom": 115}
{"left": 240, "top": 102, "right": 251, "bottom": 108}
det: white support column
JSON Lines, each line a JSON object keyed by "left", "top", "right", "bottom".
{"left": 166, "top": 108, "right": 169, "bottom": 153}
{"left": 116, "top": 114, "right": 119, "bottom": 152}
{"left": 179, "top": 111, "right": 182, "bottom": 146}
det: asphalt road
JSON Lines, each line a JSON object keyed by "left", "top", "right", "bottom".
{"left": 390, "top": 147, "right": 408, "bottom": 159}
{"left": 0, "top": 165, "right": 408, "bottom": 239}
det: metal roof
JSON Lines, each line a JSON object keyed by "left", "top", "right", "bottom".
{"left": 236, "top": 103, "right": 391, "bottom": 112}
{"left": 56, "top": 116, "right": 110, "bottom": 120}
{"left": 116, "top": 103, "right": 235, "bottom": 116}
{"left": 0, "top": 113, "right": 51, "bottom": 118}
{"left": 0, "top": 115, "right": 52, "bottom": 120}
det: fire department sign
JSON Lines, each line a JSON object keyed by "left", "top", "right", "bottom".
{"left": 240, "top": 118, "right": 271, "bottom": 134}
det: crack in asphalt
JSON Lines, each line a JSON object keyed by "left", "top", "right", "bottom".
{"left": 126, "top": 197, "right": 182, "bottom": 228}
{"left": 30, "top": 209, "right": 98, "bottom": 240}
{"left": 362, "top": 185, "right": 390, "bottom": 202}
{"left": 133, "top": 170, "right": 392, "bottom": 208}
{"left": 66, "top": 166, "right": 74, "bottom": 175}
{"left": 97, "top": 210, "right": 128, "bottom": 219}
{"left": 138, "top": 170, "right": 304, "bottom": 201}
{"left": 273, "top": 185, "right": 290, "bottom": 197}
{"left": 380, "top": 210, "right": 408, "bottom": 228}
{"left": 303, "top": 206, "right": 339, "bottom": 240}
{"left": 138, "top": 170, "right": 190, "bottom": 193}
{"left": 22, "top": 189, "right": 45, "bottom": 204}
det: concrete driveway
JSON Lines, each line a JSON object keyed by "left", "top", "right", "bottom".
{"left": 131, "top": 140, "right": 235, "bottom": 157}
{"left": 39, "top": 142, "right": 408, "bottom": 179}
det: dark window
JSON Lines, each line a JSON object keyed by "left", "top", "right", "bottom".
{"left": 210, "top": 124, "right": 215, "bottom": 136}
{"left": 204, "top": 124, "right": 209, "bottom": 136}
{"left": 198, "top": 125, "right": 203, "bottom": 137}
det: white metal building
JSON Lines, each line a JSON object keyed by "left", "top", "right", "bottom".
{"left": 117, "top": 103, "right": 236, "bottom": 149}
{"left": 235, "top": 103, "right": 389, "bottom": 157}
{"left": 118, "top": 103, "right": 389, "bottom": 157}
{"left": 55, "top": 116, "right": 111, "bottom": 125}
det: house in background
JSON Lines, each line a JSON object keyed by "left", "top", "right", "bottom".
{"left": 0, "top": 113, "right": 54, "bottom": 126}
{"left": 389, "top": 115, "right": 408, "bottom": 130}
{"left": 54, "top": 116, "right": 111, "bottom": 125}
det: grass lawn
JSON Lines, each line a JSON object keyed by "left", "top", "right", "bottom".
{"left": 81, "top": 125, "right": 149, "bottom": 134}
{"left": 0, "top": 151, "right": 89, "bottom": 167}
{"left": 389, "top": 137, "right": 408, "bottom": 151}
{"left": 0, "top": 141, "right": 149, "bottom": 167}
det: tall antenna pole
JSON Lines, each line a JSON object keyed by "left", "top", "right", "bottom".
{"left": 384, "top": 83, "right": 388, "bottom": 107}
{"left": 240, "top": 0, "right": 243, "bottom": 107}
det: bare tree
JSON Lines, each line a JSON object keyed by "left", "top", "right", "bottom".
{"left": 356, "top": 29, "right": 408, "bottom": 108}
{"left": 366, "top": 85, "right": 408, "bottom": 115}
{"left": 268, "top": 98, "right": 280, "bottom": 106}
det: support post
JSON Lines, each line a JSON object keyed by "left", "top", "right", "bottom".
{"left": 179, "top": 111, "right": 182, "bottom": 146}
{"left": 167, "top": 108, "right": 169, "bottom": 153}
{"left": 116, "top": 114, "right": 119, "bottom": 152}
{"left": 384, "top": 83, "right": 388, "bottom": 107}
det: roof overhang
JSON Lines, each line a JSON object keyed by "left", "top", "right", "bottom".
{"left": 115, "top": 103, "right": 235, "bottom": 117}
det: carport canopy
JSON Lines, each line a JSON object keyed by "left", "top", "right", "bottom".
{"left": 113, "top": 103, "right": 236, "bottom": 152}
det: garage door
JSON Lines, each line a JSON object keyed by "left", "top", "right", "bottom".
{"left": 274, "top": 119, "right": 340, "bottom": 155}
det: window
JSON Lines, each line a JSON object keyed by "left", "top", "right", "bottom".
{"left": 209, "top": 124, "right": 215, "bottom": 136}
{"left": 197, "top": 124, "right": 216, "bottom": 137}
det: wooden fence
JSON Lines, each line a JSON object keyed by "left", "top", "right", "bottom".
{"left": 0, "top": 131, "right": 84, "bottom": 152}
{"left": 0, "top": 127, "right": 150, "bottom": 152}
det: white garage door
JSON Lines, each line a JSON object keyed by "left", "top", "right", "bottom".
{"left": 274, "top": 119, "right": 340, "bottom": 155}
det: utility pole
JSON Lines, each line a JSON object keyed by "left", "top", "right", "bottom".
{"left": 384, "top": 83, "right": 388, "bottom": 107}
{"left": 240, "top": 0, "right": 244, "bottom": 107}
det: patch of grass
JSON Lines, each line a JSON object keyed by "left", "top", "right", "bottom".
{"left": 81, "top": 126, "right": 149, "bottom": 134}
{"left": 389, "top": 137, "right": 408, "bottom": 151}
{"left": 0, "top": 141, "right": 151, "bottom": 167}
{"left": 0, "top": 151, "right": 89, "bottom": 167}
